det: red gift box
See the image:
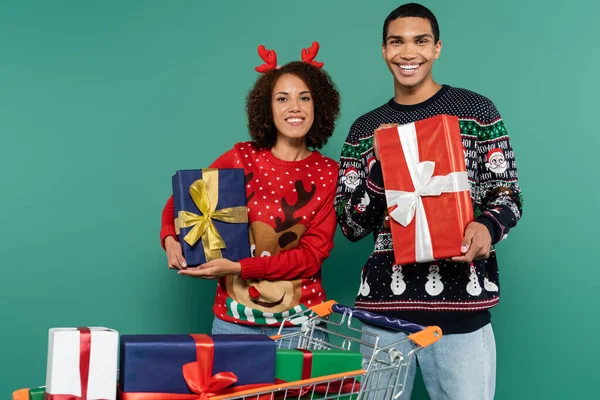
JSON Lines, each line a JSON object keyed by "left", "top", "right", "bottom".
{"left": 376, "top": 114, "right": 474, "bottom": 265}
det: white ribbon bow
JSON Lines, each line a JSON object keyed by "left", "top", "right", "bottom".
{"left": 385, "top": 123, "right": 470, "bottom": 263}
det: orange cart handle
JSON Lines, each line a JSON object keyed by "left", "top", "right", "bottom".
{"left": 310, "top": 300, "right": 442, "bottom": 348}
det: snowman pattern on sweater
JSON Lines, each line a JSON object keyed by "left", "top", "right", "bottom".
{"left": 466, "top": 264, "right": 483, "bottom": 296}
{"left": 354, "top": 252, "right": 501, "bottom": 309}
{"left": 358, "top": 269, "right": 371, "bottom": 297}
{"left": 425, "top": 265, "right": 444, "bottom": 296}
{"left": 389, "top": 264, "right": 406, "bottom": 295}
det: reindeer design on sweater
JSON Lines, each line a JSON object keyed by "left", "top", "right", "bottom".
{"left": 226, "top": 178, "right": 316, "bottom": 313}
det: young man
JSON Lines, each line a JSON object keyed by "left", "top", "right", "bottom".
{"left": 335, "top": 3, "right": 523, "bottom": 399}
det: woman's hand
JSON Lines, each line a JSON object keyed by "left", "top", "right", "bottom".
{"left": 177, "top": 258, "right": 241, "bottom": 279}
{"left": 165, "top": 236, "right": 187, "bottom": 269}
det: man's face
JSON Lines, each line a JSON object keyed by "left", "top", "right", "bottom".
{"left": 382, "top": 17, "right": 441, "bottom": 91}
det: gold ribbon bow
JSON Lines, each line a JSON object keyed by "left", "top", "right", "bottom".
{"left": 175, "top": 169, "right": 248, "bottom": 261}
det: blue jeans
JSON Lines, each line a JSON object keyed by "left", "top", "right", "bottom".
{"left": 361, "top": 323, "right": 496, "bottom": 400}
{"left": 212, "top": 316, "right": 329, "bottom": 348}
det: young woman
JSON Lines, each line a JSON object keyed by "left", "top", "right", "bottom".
{"left": 160, "top": 43, "right": 340, "bottom": 337}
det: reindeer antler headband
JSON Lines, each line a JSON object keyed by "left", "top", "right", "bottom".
{"left": 254, "top": 41, "right": 324, "bottom": 73}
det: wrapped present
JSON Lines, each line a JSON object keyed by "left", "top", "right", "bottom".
{"left": 29, "top": 387, "right": 44, "bottom": 400}
{"left": 376, "top": 115, "right": 474, "bottom": 265}
{"left": 11, "top": 387, "right": 44, "bottom": 400}
{"left": 173, "top": 169, "right": 250, "bottom": 266}
{"left": 119, "top": 334, "right": 276, "bottom": 399}
{"left": 45, "top": 327, "right": 118, "bottom": 400}
{"left": 275, "top": 349, "right": 362, "bottom": 399}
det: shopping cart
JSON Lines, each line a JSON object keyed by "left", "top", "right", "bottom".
{"left": 13, "top": 301, "right": 442, "bottom": 400}
{"left": 211, "top": 300, "right": 442, "bottom": 400}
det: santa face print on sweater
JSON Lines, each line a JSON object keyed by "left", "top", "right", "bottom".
{"left": 341, "top": 167, "right": 360, "bottom": 190}
{"left": 226, "top": 176, "right": 317, "bottom": 314}
{"left": 485, "top": 148, "right": 508, "bottom": 174}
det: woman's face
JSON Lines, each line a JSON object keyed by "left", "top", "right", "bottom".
{"left": 271, "top": 74, "right": 314, "bottom": 142}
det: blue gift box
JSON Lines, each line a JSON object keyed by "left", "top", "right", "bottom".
{"left": 172, "top": 169, "right": 250, "bottom": 266}
{"left": 119, "top": 334, "right": 276, "bottom": 394}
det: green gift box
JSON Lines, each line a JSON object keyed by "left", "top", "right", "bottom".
{"left": 275, "top": 349, "right": 363, "bottom": 399}
{"left": 11, "top": 387, "right": 44, "bottom": 400}
{"left": 29, "top": 387, "right": 44, "bottom": 400}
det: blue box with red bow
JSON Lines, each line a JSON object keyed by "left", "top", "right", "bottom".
{"left": 119, "top": 334, "right": 276, "bottom": 397}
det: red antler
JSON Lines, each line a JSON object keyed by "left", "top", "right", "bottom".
{"left": 255, "top": 45, "right": 277, "bottom": 73}
{"left": 301, "top": 41, "right": 324, "bottom": 68}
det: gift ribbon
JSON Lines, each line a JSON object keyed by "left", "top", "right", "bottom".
{"left": 182, "top": 334, "right": 238, "bottom": 400}
{"left": 174, "top": 169, "right": 248, "bottom": 261}
{"left": 298, "top": 349, "right": 313, "bottom": 380}
{"left": 120, "top": 334, "right": 271, "bottom": 400}
{"left": 44, "top": 327, "right": 108, "bottom": 400}
{"left": 385, "top": 123, "right": 470, "bottom": 262}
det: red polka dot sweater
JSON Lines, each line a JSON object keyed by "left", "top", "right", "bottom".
{"left": 161, "top": 142, "right": 338, "bottom": 326}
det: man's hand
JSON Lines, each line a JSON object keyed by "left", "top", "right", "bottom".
{"left": 165, "top": 236, "right": 187, "bottom": 269}
{"left": 373, "top": 124, "right": 399, "bottom": 160}
{"left": 452, "top": 222, "right": 492, "bottom": 263}
{"left": 177, "top": 258, "right": 241, "bottom": 279}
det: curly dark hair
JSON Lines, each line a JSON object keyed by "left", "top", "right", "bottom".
{"left": 246, "top": 61, "right": 340, "bottom": 150}
{"left": 383, "top": 3, "right": 440, "bottom": 44}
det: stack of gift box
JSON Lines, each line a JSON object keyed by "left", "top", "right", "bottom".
{"left": 13, "top": 168, "right": 364, "bottom": 399}
{"left": 13, "top": 327, "right": 363, "bottom": 400}
{"left": 13, "top": 114, "right": 472, "bottom": 400}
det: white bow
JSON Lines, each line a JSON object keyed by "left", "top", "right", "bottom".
{"left": 385, "top": 123, "right": 469, "bottom": 262}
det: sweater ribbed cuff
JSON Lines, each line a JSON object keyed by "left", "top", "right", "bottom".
{"left": 366, "top": 162, "right": 386, "bottom": 196}
{"left": 160, "top": 225, "right": 178, "bottom": 249}
{"left": 476, "top": 214, "right": 500, "bottom": 244}
{"left": 240, "top": 257, "right": 265, "bottom": 280}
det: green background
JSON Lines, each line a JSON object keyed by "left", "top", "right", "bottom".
{"left": 1, "top": 1, "right": 597, "bottom": 398}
